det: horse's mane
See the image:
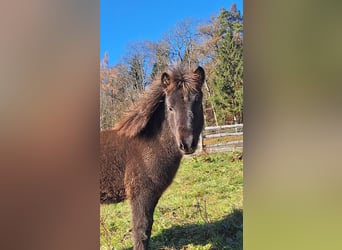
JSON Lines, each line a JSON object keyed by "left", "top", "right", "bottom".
{"left": 113, "top": 79, "right": 164, "bottom": 138}
{"left": 164, "top": 65, "right": 203, "bottom": 94}
{"left": 114, "top": 64, "right": 203, "bottom": 138}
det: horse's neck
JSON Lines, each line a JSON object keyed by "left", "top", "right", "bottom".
{"left": 140, "top": 103, "right": 181, "bottom": 156}
{"left": 139, "top": 102, "right": 164, "bottom": 138}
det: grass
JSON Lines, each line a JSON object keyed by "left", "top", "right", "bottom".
{"left": 100, "top": 151, "right": 243, "bottom": 250}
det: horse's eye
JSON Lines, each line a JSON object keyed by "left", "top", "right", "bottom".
{"left": 168, "top": 106, "right": 174, "bottom": 111}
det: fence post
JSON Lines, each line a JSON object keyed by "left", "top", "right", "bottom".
{"left": 199, "top": 133, "right": 203, "bottom": 152}
{"left": 234, "top": 116, "right": 237, "bottom": 133}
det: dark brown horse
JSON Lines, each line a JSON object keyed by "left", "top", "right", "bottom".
{"left": 100, "top": 65, "right": 205, "bottom": 249}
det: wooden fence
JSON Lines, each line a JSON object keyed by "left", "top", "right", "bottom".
{"left": 198, "top": 124, "right": 243, "bottom": 153}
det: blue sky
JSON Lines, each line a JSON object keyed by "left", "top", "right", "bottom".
{"left": 100, "top": 0, "right": 243, "bottom": 66}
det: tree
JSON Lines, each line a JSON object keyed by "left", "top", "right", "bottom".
{"left": 123, "top": 42, "right": 151, "bottom": 92}
{"left": 128, "top": 54, "right": 146, "bottom": 92}
{"left": 148, "top": 41, "right": 170, "bottom": 80}
{"left": 163, "top": 19, "right": 200, "bottom": 68}
{"left": 204, "top": 6, "right": 243, "bottom": 124}
{"left": 100, "top": 51, "right": 109, "bottom": 69}
{"left": 100, "top": 63, "right": 119, "bottom": 130}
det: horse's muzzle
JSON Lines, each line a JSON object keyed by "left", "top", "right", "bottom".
{"left": 179, "top": 140, "right": 195, "bottom": 154}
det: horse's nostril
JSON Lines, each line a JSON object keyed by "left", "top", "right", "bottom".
{"left": 179, "top": 140, "right": 193, "bottom": 154}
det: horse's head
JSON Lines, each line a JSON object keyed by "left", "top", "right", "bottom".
{"left": 162, "top": 66, "right": 205, "bottom": 154}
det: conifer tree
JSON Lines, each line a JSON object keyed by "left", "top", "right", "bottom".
{"left": 210, "top": 6, "right": 243, "bottom": 124}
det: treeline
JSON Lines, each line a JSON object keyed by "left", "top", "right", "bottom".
{"left": 100, "top": 4, "right": 243, "bottom": 130}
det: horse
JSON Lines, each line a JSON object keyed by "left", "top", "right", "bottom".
{"left": 100, "top": 64, "right": 205, "bottom": 249}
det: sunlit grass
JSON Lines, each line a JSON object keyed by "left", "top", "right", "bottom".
{"left": 100, "top": 152, "right": 243, "bottom": 250}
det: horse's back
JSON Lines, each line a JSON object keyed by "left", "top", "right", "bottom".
{"left": 100, "top": 129, "right": 127, "bottom": 203}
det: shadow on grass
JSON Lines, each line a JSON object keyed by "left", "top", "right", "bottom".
{"left": 153, "top": 208, "right": 242, "bottom": 250}
{"left": 123, "top": 208, "right": 242, "bottom": 250}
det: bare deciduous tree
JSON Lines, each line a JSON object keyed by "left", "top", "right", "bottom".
{"left": 163, "top": 19, "right": 200, "bottom": 69}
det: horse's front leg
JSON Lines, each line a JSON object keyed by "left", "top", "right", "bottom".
{"left": 130, "top": 189, "right": 159, "bottom": 250}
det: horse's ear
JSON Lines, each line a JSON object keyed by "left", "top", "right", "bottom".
{"left": 194, "top": 66, "right": 205, "bottom": 86}
{"left": 161, "top": 72, "right": 170, "bottom": 88}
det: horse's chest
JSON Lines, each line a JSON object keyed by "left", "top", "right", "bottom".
{"left": 141, "top": 143, "right": 181, "bottom": 177}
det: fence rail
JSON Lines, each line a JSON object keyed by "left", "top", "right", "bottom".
{"left": 205, "top": 124, "right": 243, "bottom": 130}
{"left": 199, "top": 124, "right": 243, "bottom": 153}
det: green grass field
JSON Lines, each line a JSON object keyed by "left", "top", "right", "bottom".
{"left": 100, "top": 151, "right": 243, "bottom": 250}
